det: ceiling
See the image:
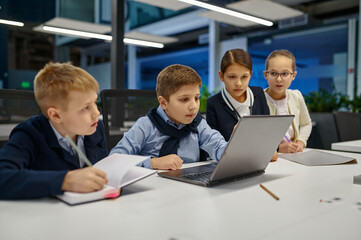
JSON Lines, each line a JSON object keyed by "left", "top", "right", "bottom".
{"left": 2, "top": 0, "right": 360, "bottom": 69}
{"left": 4, "top": 0, "right": 360, "bottom": 40}
{"left": 134, "top": 0, "right": 359, "bottom": 56}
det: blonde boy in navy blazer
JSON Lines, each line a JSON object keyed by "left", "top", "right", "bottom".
{"left": 0, "top": 62, "right": 108, "bottom": 199}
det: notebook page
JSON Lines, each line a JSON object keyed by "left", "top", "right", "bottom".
{"left": 93, "top": 154, "right": 150, "bottom": 188}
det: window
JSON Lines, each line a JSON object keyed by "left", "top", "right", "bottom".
{"left": 249, "top": 24, "right": 348, "bottom": 95}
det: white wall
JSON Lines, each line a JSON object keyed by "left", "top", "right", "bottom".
{"left": 220, "top": 37, "right": 248, "bottom": 55}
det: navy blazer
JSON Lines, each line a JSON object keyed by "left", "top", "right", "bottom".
{"left": 0, "top": 114, "right": 108, "bottom": 199}
{"left": 206, "top": 86, "right": 270, "bottom": 141}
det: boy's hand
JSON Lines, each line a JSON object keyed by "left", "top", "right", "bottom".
{"left": 62, "top": 167, "right": 108, "bottom": 193}
{"left": 279, "top": 142, "right": 301, "bottom": 153}
{"left": 150, "top": 154, "right": 183, "bottom": 170}
{"left": 270, "top": 151, "right": 278, "bottom": 162}
{"left": 232, "top": 122, "right": 239, "bottom": 134}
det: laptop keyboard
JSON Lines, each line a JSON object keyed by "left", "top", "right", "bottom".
{"left": 182, "top": 171, "right": 213, "bottom": 181}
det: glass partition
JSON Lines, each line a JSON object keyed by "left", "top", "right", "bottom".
{"left": 248, "top": 24, "right": 348, "bottom": 96}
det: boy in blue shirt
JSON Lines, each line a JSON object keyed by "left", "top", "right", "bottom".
{"left": 0, "top": 62, "right": 108, "bottom": 199}
{"left": 110, "top": 64, "right": 227, "bottom": 170}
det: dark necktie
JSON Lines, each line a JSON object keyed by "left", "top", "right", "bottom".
{"left": 147, "top": 107, "right": 208, "bottom": 161}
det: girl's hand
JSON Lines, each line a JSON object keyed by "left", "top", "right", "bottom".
{"left": 278, "top": 142, "right": 301, "bottom": 153}
{"left": 295, "top": 140, "right": 305, "bottom": 152}
{"left": 270, "top": 151, "right": 278, "bottom": 162}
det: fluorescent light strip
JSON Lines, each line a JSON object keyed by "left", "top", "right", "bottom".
{"left": 43, "top": 26, "right": 112, "bottom": 41}
{"left": 176, "top": 0, "right": 273, "bottom": 26}
{"left": 123, "top": 38, "right": 164, "bottom": 48}
{"left": 42, "top": 26, "right": 164, "bottom": 48}
{"left": 0, "top": 19, "right": 24, "bottom": 27}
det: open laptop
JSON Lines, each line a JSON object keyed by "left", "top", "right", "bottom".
{"left": 158, "top": 115, "right": 294, "bottom": 186}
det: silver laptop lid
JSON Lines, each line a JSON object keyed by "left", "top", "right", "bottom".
{"left": 210, "top": 115, "right": 294, "bottom": 181}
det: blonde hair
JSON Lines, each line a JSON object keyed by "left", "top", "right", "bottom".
{"left": 265, "top": 49, "right": 296, "bottom": 71}
{"left": 156, "top": 64, "right": 202, "bottom": 101}
{"left": 34, "top": 62, "right": 99, "bottom": 117}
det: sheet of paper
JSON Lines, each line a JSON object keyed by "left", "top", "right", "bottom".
{"left": 120, "top": 166, "right": 156, "bottom": 188}
{"left": 280, "top": 149, "right": 357, "bottom": 166}
{"left": 94, "top": 153, "right": 150, "bottom": 188}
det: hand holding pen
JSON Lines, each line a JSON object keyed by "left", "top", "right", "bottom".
{"left": 60, "top": 136, "right": 108, "bottom": 193}
{"left": 278, "top": 136, "right": 302, "bottom": 153}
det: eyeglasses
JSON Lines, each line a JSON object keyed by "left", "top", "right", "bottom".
{"left": 265, "top": 71, "right": 294, "bottom": 80}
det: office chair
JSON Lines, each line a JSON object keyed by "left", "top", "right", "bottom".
{"left": 0, "top": 89, "right": 41, "bottom": 148}
{"left": 100, "top": 89, "right": 158, "bottom": 151}
{"left": 333, "top": 111, "right": 361, "bottom": 142}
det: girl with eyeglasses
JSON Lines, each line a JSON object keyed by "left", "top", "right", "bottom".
{"left": 264, "top": 49, "right": 312, "bottom": 153}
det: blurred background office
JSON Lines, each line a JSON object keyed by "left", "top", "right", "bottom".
{"left": 1, "top": 0, "right": 361, "bottom": 149}
{"left": 0, "top": 0, "right": 360, "bottom": 95}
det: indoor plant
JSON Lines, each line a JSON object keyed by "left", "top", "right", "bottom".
{"left": 304, "top": 88, "right": 347, "bottom": 149}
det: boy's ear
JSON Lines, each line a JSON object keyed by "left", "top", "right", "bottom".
{"left": 47, "top": 107, "right": 62, "bottom": 123}
{"left": 218, "top": 71, "right": 224, "bottom": 82}
{"left": 292, "top": 71, "right": 297, "bottom": 81}
{"left": 158, "top": 96, "right": 168, "bottom": 110}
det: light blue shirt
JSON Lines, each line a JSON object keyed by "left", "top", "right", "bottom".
{"left": 49, "top": 121, "right": 86, "bottom": 167}
{"left": 110, "top": 106, "right": 228, "bottom": 169}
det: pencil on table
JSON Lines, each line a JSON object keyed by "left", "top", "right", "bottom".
{"left": 260, "top": 184, "right": 279, "bottom": 201}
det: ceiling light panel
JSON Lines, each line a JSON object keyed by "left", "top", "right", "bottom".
{"left": 132, "top": 0, "right": 191, "bottom": 11}
{"left": 176, "top": 0, "right": 273, "bottom": 26}
{"left": 33, "top": 18, "right": 172, "bottom": 48}
{"left": 125, "top": 31, "right": 178, "bottom": 44}
{"left": 123, "top": 38, "right": 164, "bottom": 48}
{"left": 199, "top": 11, "right": 258, "bottom": 27}
{"left": 0, "top": 19, "right": 24, "bottom": 27}
{"left": 43, "top": 17, "right": 111, "bottom": 34}
{"left": 227, "top": 0, "right": 304, "bottom": 21}
{"left": 41, "top": 26, "right": 112, "bottom": 40}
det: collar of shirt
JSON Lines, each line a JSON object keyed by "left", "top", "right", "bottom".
{"left": 264, "top": 90, "right": 293, "bottom": 140}
{"left": 49, "top": 121, "right": 85, "bottom": 155}
{"left": 222, "top": 87, "right": 253, "bottom": 117}
{"left": 265, "top": 89, "right": 289, "bottom": 107}
{"left": 156, "top": 105, "right": 186, "bottom": 130}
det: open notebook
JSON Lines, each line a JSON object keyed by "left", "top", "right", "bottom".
{"left": 56, "top": 154, "right": 156, "bottom": 205}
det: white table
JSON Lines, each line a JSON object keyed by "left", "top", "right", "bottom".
{"left": 1, "top": 150, "right": 361, "bottom": 240}
{"left": 332, "top": 139, "right": 361, "bottom": 153}
{"left": 0, "top": 123, "right": 17, "bottom": 141}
